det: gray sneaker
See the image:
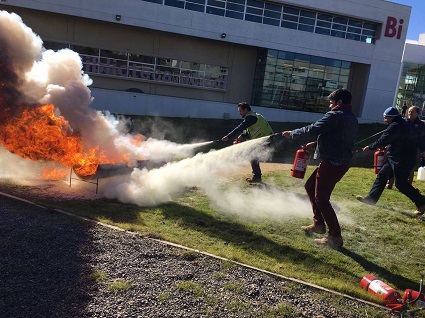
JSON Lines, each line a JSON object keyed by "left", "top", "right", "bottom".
{"left": 301, "top": 223, "right": 326, "bottom": 235}
{"left": 314, "top": 236, "right": 343, "bottom": 248}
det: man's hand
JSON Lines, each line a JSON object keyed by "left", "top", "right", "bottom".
{"left": 221, "top": 136, "right": 229, "bottom": 142}
{"left": 282, "top": 131, "right": 291, "bottom": 138}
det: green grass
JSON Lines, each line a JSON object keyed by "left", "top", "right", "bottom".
{"left": 33, "top": 163, "right": 425, "bottom": 307}
{"left": 3, "top": 119, "right": 425, "bottom": 312}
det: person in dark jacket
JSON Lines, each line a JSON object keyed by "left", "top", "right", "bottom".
{"left": 221, "top": 102, "right": 274, "bottom": 183}
{"left": 356, "top": 107, "right": 425, "bottom": 215}
{"left": 282, "top": 88, "right": 358, "bottom": 248}
{"left": 386, "top": 105, "right": 425, "bottom": 189}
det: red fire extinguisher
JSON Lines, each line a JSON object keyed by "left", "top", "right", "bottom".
{"left": 360, "top": 275, "right": 402, "bottom": 305}
{"left": 402, "top": 289, "right": 425, "bottom": 307}
{"left": 374, "top": 150, "right": 385, "bottom": 174}
{"left": 291, "top": 148, "right": 310, "bottom": 179}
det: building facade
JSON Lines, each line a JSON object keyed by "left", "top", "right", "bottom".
{"left": 397, "top": 34, "right": 425, "bottom": 117}
{"left": 0, "top": 0, "right": 411, "bottom": 123}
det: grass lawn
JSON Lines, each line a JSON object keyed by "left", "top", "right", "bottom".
{"left": 2, "top": 116, "right": 425, "bottom": 313}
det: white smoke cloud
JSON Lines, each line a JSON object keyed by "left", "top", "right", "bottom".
{"left": 0, "top": 10, "right": 319, "bottom": 222}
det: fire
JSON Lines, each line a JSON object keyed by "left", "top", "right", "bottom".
{"left": 0, "top": 103, "right": 119, "bottom": 177}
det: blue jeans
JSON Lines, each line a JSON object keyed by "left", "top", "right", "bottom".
{"left": 366, "top": 158, "right": 425, "bottom": 208}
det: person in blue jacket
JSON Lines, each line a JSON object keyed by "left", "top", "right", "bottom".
{"left": 282, "top": 88, "right": 358, "bottom": 248}
{"left": 356, "top": 106, "right": 425, "bottom": 216}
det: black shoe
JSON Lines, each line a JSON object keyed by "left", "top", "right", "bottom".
{"left": 246, "top": 177, "right": 262, "bottom": 183}
{"left": 354, "top": 195, "right": 375, "bottom": 205}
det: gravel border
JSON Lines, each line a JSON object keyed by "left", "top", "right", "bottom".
{"left": 0, "top": 191, "right": 398, "bottom": 318}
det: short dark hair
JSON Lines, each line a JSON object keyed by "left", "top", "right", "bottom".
{"left": 238, "top": 102, "right": 251, "bottom": 111}
{"left": 328, "top": 89, "right": 352, "bottom": 104}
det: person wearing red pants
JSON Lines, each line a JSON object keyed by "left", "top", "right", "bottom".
{"left": 282, "top": 89, "right": 358, "bottom": 248}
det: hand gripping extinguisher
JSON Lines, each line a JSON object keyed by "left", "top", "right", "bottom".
{"left": 291, "top": 147, "right": 310, "bottom": 179}
{"left": 374, "top": 149, "right": 385, "bottom": 174}
{"left": 360, "top": 275, "right": 402, "bottom": 305}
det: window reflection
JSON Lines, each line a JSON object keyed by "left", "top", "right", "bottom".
{"left": 253, "top": 49, "right": 351, "bottom": 113}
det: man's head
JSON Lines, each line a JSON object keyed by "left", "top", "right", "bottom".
{"left": 328, "top": 89, "right": 352, "bottom": 108}
{"left": 383, "top": 107, "right": 400, "bottom": 124}
{"left": 237, "top": 102, "right": 251, "bottom": 118}
{"left": 408, "top": 106, "right": 420, "bottom": 122}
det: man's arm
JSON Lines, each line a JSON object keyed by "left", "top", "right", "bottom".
{"left": 222, "top": 115, "right": 257, "bottom": 140}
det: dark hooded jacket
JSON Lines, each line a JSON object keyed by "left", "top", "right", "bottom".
{"left": 290, "top": 104, "right": 358, "bottom": 164}
{"left": 368, "top": 115, "right": 415, "bottom": 164}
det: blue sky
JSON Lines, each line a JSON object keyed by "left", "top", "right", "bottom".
{"left": 391, "top": 0, "right": 425, "bottom": 40}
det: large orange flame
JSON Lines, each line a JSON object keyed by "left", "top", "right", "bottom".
{"left": 0, "top": 103, "right": 117, "bottom": 177}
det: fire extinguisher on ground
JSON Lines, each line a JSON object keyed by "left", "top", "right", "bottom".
{"left": 360, "top": 275, "right": 402, "bottom": 305}
{"left": 291, "top": 148, "right": 310, "bottom": 179}
{"left": 402, "top": 276, "right": 425, "bottom": 308}
{"left": 374, "top": 149, "right": 385, "bottom": 174}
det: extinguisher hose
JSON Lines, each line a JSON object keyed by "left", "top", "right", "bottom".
{"left": 354, "top": 129, "right": 387, "bottom": 146}
{"left": 410, "top": 275, "right": 424, "bottom": 304}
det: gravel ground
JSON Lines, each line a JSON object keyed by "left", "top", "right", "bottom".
{"left": 0, "top": 190, "right": 398, "bottom": 318}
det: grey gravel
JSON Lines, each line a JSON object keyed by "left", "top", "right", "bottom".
{"left": 0, "top": 194, "right": 397, "bottom": 318}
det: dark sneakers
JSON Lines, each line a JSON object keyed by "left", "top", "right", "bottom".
{"left": 414, "top": 204, "right": 425, "bottom": 216}
{"left": 301, "top": 223, "right": 326, "bottom": 235}
{"left": 246, "top": 177, "right": 262, "bottom": 183}
{"left": 314, "top": 236, "right": 344, "bottom": 248}
{"left": 355, "top": 195, "right": 376, "bottom": 205}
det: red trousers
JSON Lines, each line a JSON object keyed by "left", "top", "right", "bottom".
{"left": 304, "top": 161, "right": 350, "bottom": 237}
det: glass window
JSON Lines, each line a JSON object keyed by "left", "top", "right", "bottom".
{"left": 346, "top": 33, "right": 360, "bottom": 41}
{"left": 317, "top": 13, "right": 332, "bottom": 21}
{"left": 164, "top": 0, "right": 184, "bottom": 8}
{"left": 347, "top": 26, "right": 361, "bottom": 34}
{"left": 265, "top": 3, "right": 280, "bottom": 12}
{"left": 333, "top": 24, "right": 347, "bottom": 31}
{"left": 282, "top": 14, "right": 298, "bottom": 22}
{"left": 186, "top": 3, "right": 204, "bottom": 11}
{"left": 299, "top": 17, "right": 315, "bottom": 25}
{"left": 331, "top": 30, "right": 346, "bottom": 38}
{"left": 263, "top": 18, "right": 280, "bottom": 26}
{"left": 264, "top": 10, "right": 281, "bottom": 19}
{"left": 282, "top": 21, "right": 297, "bottom": 29}
{"left": 283, "top": 6, "right": 299, "bottom": 15}
{"left": 315, "top": 27, "right": 330, "bottom": 35}
{"left": 206, "top": 6, "right": 225, "bottom": 15}
{"left": 333, "top": 17, "right": 348, "bottom": 25}
{"left": 298, "top": 24, "right": 314, "bottom": 32}
{"left": 143, "top": 0, "right": 163, "bottom": 3}
{"left": 207, "top": 0, "right": 225, "bottom": 8}
{"left": 363, "top": 22, "right": 377, "bottom": 30}
{"left": 348, "top": 20, "right": 363, "bottom": 28}
{"left": 246, "top": 6, "right": 262, "bottom": 15}
{"left": 317, "top": 20, "right": 331, "bottom": 28}
{"left": 226, "top": 11, "right": 244, "bottom": 19}
{"left": 228, "top": 0, "right": 245, "bottom": 4}
{"left": 247, "top": 0, "right": 263, "bottom": 8}
{"left": 245, "top": 14, "right": 262, "bottom": 23}
{"left": 226, "top": 2, "right": 244, "bottom": 11}
{"left": 300, "top": 10, "right": 316, "bottom": 18}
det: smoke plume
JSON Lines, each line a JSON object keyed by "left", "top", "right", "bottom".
{"left": 0, "top": 10, "right": 315, "bottom": 221}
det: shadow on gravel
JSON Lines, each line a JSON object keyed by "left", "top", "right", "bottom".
{"left": 0, "top": 195, "right": 95, "bottom": 318}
